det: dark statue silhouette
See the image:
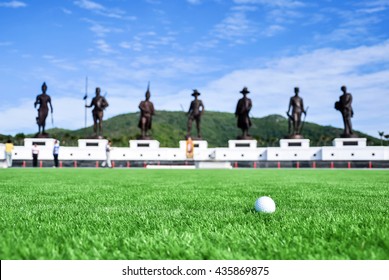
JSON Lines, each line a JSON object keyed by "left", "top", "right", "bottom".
{"left": 34, "top": 82, "right": 53, "bottom": 136}
{"left": 187, "top": 89, "right": 205, "bottom": 139}
{"left": 85, "top": 87, "right": 109, "bottom": 138}
{"left": 286, "top": 87, "right": 306, "bottom": 139}
{"left": 335, "top": 85, "right": 357, "bottom": 138}
{"left": 235, "top": 87, "right": 253, "bottom": 140}
{"left": 138, "top": 84, "right": 155, "bottom": 139}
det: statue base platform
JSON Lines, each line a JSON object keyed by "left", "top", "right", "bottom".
{"left": 286, "top": 134, "right": 304, "bottom": 139}
{"left": 340, "top": 133, "right": 359, "bottom": 138}
{"left": 24, "top": 138, "right": 56, "bottom": 148}
{"left": 78, "top": 139, "right": 108, "bottom": 148}
{"left": 129, "top": 140, "right": 160, "bottom": 149}
{"left": 85, "top": 134, "right": 104, "bottom": 140}
{"left": 34, "top": 133, "right": 50, "bottom": 138}
{"left": 280, "top": 139, "right": 310, "bottom": 148}
{"left": 228, "top": 139, "right": 257, "bottom": 149}
{"left": 137, "top": 136, "right": 153, "bottom": 140}
{"left": 179, "top": 140, "right": 208, "bottom": 150}
{"left": 332, "top": 138, "right": 366, "bottom": 148}
{"left": 236, "top": 135, "right": 254, "bottom": 140}
{"left": 186, "top": 135, "right": 203, "bottom": 141}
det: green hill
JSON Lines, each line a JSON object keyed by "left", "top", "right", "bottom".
{"left": 2, "top": 111, "right": 381, "bottom": 147}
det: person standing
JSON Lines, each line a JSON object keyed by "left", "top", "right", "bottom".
{"left": 32, "top": 143, "right": 39, "bottom": 167}
{"left": 53, "top": 140, "right": 60, "bottom": 168}
{"left": 235, "top": 87, "right": 253, "bottom": 139}
{"left": 5, "top": 140, "right": 14, "bottom": 167}
{"left": 102, "top": 140, "right": 112, "bottom": 168}
{"left": 186, "top": 136, "right": 194, "bottom": 159}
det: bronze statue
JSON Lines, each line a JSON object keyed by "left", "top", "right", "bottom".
{"left": 335, "top": 85, "right": 356, "bottom": 137}
{"left": 187, "top": 89, "right": 204, "bottom": 139}
{"left": 235, "top": 87, "right": 253, "bottom": 139}
{"left": 85, "top": 87, "right": 109, "bottom": 137}
{"left": 286, "top": 87, "right": 306, "bottom": 138}
{"left": 138, "top": 84, "right": 155, "bottom": 139}
{"left": 34, "top": 82, "right": 53, "bottom": 136}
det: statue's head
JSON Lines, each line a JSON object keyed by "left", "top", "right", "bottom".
{"left": 42, "top": 82, "right": 47, "bottom": 92}
{"left": 341, "top": 85, "right": 347, "bottom": 92}
{"left": 95, "top": 87, "right": 101, "bottom": 96}
{"left": 240, "top": 87, "right": 250, "bottom": 95}
{"left": 294, "top": 87, "right": 299, "bottom": 95}
{"left": 192, "top": 89, "right": 201, "bottom": 97}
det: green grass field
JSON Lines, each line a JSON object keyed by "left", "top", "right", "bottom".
{"left": 0, "top": 169, "right": 388, "bottom": 260}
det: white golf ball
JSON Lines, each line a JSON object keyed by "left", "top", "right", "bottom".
{"left": 254, "top": 196, "right": 276, "bottom": 213}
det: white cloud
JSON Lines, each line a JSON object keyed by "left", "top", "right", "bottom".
{"left": 62, "top": 8, "right": 72, "bottom": 14}
{"left": 42, "top": 55, "right": 78, "bottom": 71}
{"left": 94, "top": 39, "right": 116, "bottom": 54}
{"left": 313, "top": 2, "right": 388, "bottom": 46}
{"left": 119, "top": 40, "right": 143, "bottom": 52}
{"left": 262, "top": 24, "right": 285, "bottom": 37}
{"left": 0, "top": 1, "right": 26, "bottom": 8}
{"left": 187, "top": 0, "right": 202, "bottom": 5}
{"left": 74, "top": 0, "right": 135, "bottom": 20}
{"left": 0, "top": 41, "right": 13, "bottom": 46}
{"left": 212, "top": 6, "right": 258, "bottom": 43}
{"left": 74, "top": 0, "right": 104, "bottom": 11}
{"left": 234, "top": 0, "right": 305, "bottom": 8}
{"left": 83, "top": 19, "right": 123, "bottom": 37}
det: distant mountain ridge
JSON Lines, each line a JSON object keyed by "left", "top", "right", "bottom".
{"left": 1, "top": 111, "right": 381, "bottom": 147}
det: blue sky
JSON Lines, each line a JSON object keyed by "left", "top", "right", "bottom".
{"left": 1, "top": 0, "right": 389, "bottom": 138}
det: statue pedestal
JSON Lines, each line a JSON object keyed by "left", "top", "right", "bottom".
{"left": 24, "top": 138, "right": 56, "bottom": 148}
{"left": 179, "top": 140, "right": 208, "bottom": 150}
{"left": 332, "top": 138, "right": 367, "bottom": 148}
{"left": 129, "top": 140, "right": 160, "bottom": 149}
{"left": 228, "top": 140, "right": 257, "bottom": 149}
{"left": 280, "top": 139, "right": 310, "bottom": 148}
{"left": 78, "top": 139, "right": 108, "bottom": 148}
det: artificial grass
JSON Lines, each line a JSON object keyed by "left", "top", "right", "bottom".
{"left": 0, "top": 169, "right": 388, "bottom": 260}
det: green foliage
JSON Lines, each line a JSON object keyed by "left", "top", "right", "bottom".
{"left": 1, "top": 111, "right": 381, "bottom": 147}
{"left": 0, "top": 169, "right": 388, "bottom": 260}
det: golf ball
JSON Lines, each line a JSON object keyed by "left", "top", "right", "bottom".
{"left": 254, "top": 196, "right": 276, "bottom": 213}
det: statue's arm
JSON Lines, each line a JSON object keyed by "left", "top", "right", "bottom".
{"left": 187, "top": 102, "right": 193, "bottom": 115}
{"left": 349, "top": 95, "right": 354, "bottom": 116}
{"left": 138, "top": 101, "right": 144, "bottom": 111}
{"left": 49, "top": 97, "right": 53, "bottom": 113}
{"left": 86, "top": 98, "right": 94, "bottom": 108}
{"left": 235, "top": 100, "right": 240, "bottom": 116}
{"left": 247, "top": 99, "right": 252, "bottom": 111}
{"left": 151, "top": 102, "right": 155, "bottom": 115}
{"left": 287, "top": 98, "right": 292, "bottom": 114}
{"left": 34, "top": 96, "right": 39, "bottom": 108}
